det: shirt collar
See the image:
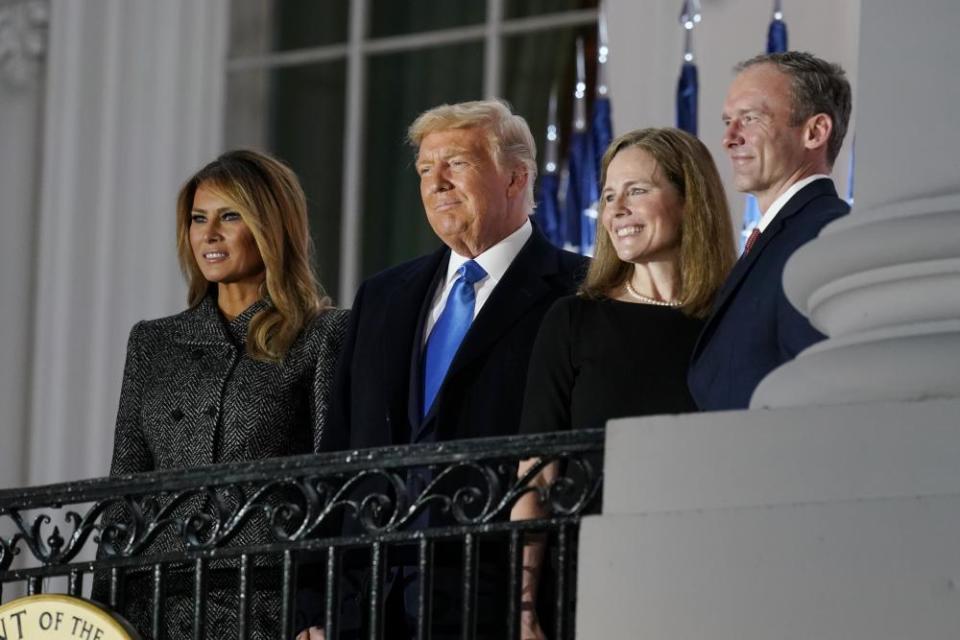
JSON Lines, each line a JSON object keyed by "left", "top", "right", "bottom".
{"left": 444, "top": 218, "right": 532, "bottom": 286}
{"left": 757, "top": 174, "right": 832, "bottom": 233}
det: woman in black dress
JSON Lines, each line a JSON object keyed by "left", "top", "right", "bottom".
{"left": 513, "top": 128, "right": 736, "bottom": 639}
{"left": 97, "top": 150, "right": 347, "bottom": 639}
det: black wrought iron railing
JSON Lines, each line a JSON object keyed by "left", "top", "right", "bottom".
{"left": 0, "top": 430, "right": 604, "bottom": 640}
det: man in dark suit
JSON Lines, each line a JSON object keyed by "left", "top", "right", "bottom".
{"left": 328, "top": 99, "right": 585, "bottom": 449}
{"left": 688, "top": 51, "right": 852, "bottom": 411}
{"left": 299, "top": 100, "right": 585, "bottom": 639}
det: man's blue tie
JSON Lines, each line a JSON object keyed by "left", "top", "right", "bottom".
{"left": 422, "top": 260, "right": 486, "bottom": 417}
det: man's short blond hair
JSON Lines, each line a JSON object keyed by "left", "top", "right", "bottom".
{"left": 408, "top": 99, "right": 537, "bottom": 214}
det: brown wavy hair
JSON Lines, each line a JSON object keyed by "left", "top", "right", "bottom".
{"left": 175, "top": 149, "right": 329, "bottom": 362}
{"left": 581, "top": 128, "right": 736, "bottom": 318}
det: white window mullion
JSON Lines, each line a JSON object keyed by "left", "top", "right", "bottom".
{"left": 227, "top": 9, "right": 598, "bottom": 73}
{"left": 500, "top": 8, "right": 597, "bottom": 35}
{"left": 483, "top": 0, "right": 503, "bottom": 98}
{"left": 224, "top": 3, "right": 599, "bottom": 298}
{"left": 227, "top": 44, "right": 350, "bottom": 72}
{"left": 339, "top": 0, "right": 368, "bottom": 300}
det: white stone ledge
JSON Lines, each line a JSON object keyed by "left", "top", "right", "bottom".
{"left": 603, "top": 399, "right": 960, "bottom": 515}
{"left": 578, "top": 495, "right": 960, "bottom": 639}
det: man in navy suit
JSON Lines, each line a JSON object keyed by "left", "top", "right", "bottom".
{"left": 329, "top": 99, "right": 585, "bottom": 449}
{"left": 688, "top": 51, "right": 852, "bottom": 411}
{"left": 300, "top": 100, "right": 585, "bottom": 639}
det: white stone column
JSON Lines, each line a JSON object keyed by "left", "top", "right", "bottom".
{"left": 578, "top": 403, "right": 960, "bottom": 638}
{"left": 26, "top": 0, "right": 228, "bottom": 486}
{"left": 0, "top": 0, "right": 48, "bottom": 490}
{"left": 751, "top": 0, "right": 960, "bottom": 408}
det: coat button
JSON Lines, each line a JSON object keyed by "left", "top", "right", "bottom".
{"left": 170, "top": 409, "right": 184, "bottom": 421}
{"left": 205, "top": 406, "right": 217, "bottom": 417}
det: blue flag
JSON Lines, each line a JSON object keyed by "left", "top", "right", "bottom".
{"left": 535, "top": 172, "right": 563, "bottom": 246}
{"left": 591, "top": 95, "right": 613, "bottom": 172}
{"left": 767, "top": 16, "right": 788, "bottom": 53}
{"left": 565, "top": 128, "right": 598, "bottom": 254}
{"left": 676, "top": 62, "right": 698, "bottom": 136}
{"left": 739, "top": 10, "right": 788, "bottom": 254}
{"left": 676, "top": 1, "right": 700, "bottom": 135}
{"left": 846, "top": 138, "right": 855, "bottom": 204}
{"left": 574, "top": 94, "right": 614, "bottom": 255}
{"left": 561, "top": 36, "right": 602, "bottom": 256}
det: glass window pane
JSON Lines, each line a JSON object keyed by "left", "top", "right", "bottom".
{"left": 362, "top": 43, "right": 484, "bottom": 278}
{"left": 505, "top": 0, "right": 598, "bottom": 20}
{"left": 501, "top": 25, "right": 598, "bottom": 190}
{"left": 369, "top": 0, "right": 485, "bottom": 38}
{"left": 229, "top": 0, "right": 349, "bottom": 57}
{"left": 224, "top": 62, "right": 346, "bottom": 302}
{"left": 224, "top": 68, "right": 272, "bottom": 150}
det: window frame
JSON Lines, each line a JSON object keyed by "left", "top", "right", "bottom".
{"left": 226, "top": 0, "right": 598, "bottom": 297}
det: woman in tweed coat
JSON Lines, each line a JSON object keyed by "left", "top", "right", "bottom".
{"left": 97, "top": 150, "right": 347, "bottom": 639}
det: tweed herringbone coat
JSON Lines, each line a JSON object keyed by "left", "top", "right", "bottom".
{"left": 97, "top": 295, "right": 347, "bottom": 639}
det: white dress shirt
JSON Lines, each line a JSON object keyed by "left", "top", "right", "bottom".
{"left": 421, "top": 218, "right": 533, "bottom": 346}
{"left": 756, "top": 174, "right": 832, "bottom": 232}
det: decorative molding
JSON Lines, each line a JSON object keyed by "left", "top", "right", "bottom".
{"left": 751, "top": 193, "right": 960, "bottom": 409}
{"left": 0, "top": 0, "right": 48, "bottom": 88}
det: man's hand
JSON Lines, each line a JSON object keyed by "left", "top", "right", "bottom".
{"left": 295, "top": 627, "right": 326, "bottom": 640}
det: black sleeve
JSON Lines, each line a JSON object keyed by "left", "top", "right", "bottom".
{"left": 519, "top": 296, "right": 578, "bottom": 434}
{"left": 323, "top": 282, "right": 366, "bottom": 452}
{"left": 108, "top": 322, "right": 153, "bottom": 475}
{"left": 93, "top": 321, "right": 153, "bottom": 605}
{"left": 310, "top": 308, "right": 350, "bottom": 454}
{"left": 775, "top": 213, "right": 835, "bottom": 359}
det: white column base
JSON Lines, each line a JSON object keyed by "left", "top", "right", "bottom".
{"left": 577, "top": 399, "right": 960, "bottom": 639}
{"left": 751, "top": 195, "right": 960, "bottom": 409}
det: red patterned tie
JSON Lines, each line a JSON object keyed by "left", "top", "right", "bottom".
{"left": 743, "top": 228, "right": 761, "bottom": 255}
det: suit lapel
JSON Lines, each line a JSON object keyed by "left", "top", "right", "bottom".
{"left": 406, "top": 249, "right": 450, "bottom": 432}
{"left": 443, "top": 228, "right": 557, "bottom": 383}
{"left": 171, "top": 295, "right": 280, "bottom": 349}
{"left": 692, "top": 179, "right": 839, "bottom": 361}
{"left": 358, "top": 248, "right": 446, "bottom": 441}
{"left": 417, "top": 229, "right": 564, "bottom": 432}
{"left": 418, "top": 230, "right": 557, "bottom": 432}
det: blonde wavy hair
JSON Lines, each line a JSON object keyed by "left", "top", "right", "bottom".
{"left": 408, "top": 99, "right": 538, "bottom": 214}
{"left": 176, "top": 149, "right": 329, "bottom": 362}
{"left": 581, "top": 128, "right": 736, "bottom": 318}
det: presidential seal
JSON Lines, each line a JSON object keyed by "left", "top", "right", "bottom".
{"left": 0, "top": 594, "right": 140, "bottom": 639}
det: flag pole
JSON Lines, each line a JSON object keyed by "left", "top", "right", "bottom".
{"left": 596, "top": 3, "right": 608, "bottom": 99}
{"left": 676, "top": 0, "right": 701, "bottom": 135}
{"left": 561, "top": 37, "right": 598, "bottom": 254}
{"left": 573, "top": 37, "right": 588, "bottom": 134}
{"left": 534, "top": 84, "right": 563, "bottom": 246}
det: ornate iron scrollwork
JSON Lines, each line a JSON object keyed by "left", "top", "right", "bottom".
{"left": 0, "top": 431, "right": 604, "bottom": 574}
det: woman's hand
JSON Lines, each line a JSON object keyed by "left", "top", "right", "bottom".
{"left": 521, "top": 607, "right": 548, "bottom": 640}
{"left": 512, "top": 458, "right": 558, "bottom": 640}
{"left": 295, "top": 627, "right": 325, "bottom": 640}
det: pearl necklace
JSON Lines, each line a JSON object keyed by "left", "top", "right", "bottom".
{"left": 624, "top": 280, "right": 683, "bottom": 307}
